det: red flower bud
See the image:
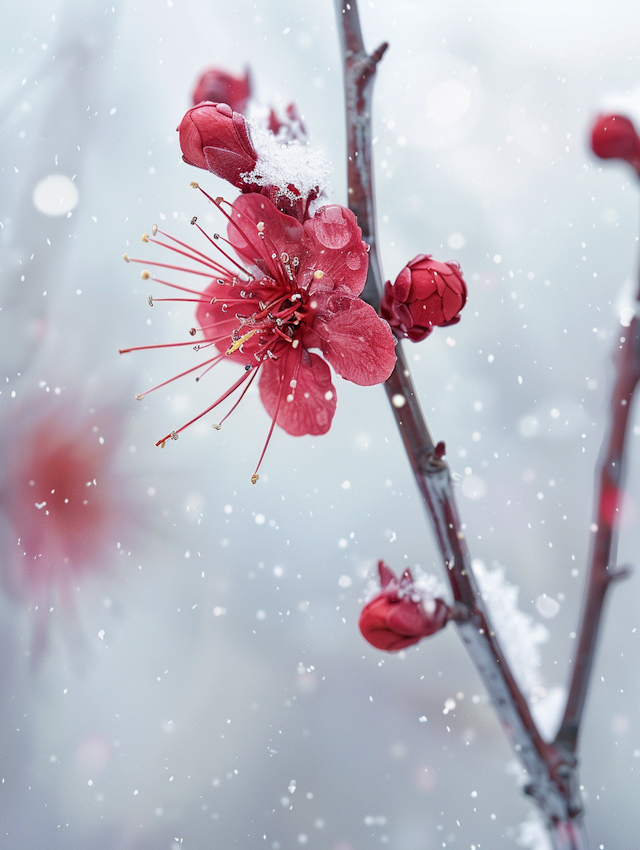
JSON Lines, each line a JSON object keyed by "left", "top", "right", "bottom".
{"left": 380, "top": 254, "right": 467, "bottom": 342}
{"left": 359, "top": 561, "right": 450, "bottom": 652}
{"left": 591, "top": 114, "right": 640, "bottom": 174}
{"left": 177, "top": 102, "right": 258, "bottom": 189}
{"left": 192, "top": 67, "right": 252, "bottom": 114}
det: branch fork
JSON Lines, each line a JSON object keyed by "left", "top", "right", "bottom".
{"left": 333, "top": 1, "right": 638, "bottom": 846}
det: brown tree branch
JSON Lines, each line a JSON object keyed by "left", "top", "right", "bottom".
{"left": 555, "top": 316, "right": 639, "bottom": 753}
{"left": 333, "top": 0, "right": 589, "bottom": 843}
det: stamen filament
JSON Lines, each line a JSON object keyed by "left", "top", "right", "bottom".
{"left": 155, "top": 367, "right": 255, "bottom": 446}
{"left": 193, "top": 222, "right": 254, "bottom": 279}
{"left": 153, "top": 229, "right": 238, "bottom": 278}
{"left": 147, "top": 236, "right": 229, "bottom": 276}
{"left": 217, "top": 366, "right": 260, "bottom": 426}
{"left": 252, "top": 367, "right": 288, "bottom": 484}
{"left": 135, "top": 353, "right": 224, "bottom": 398}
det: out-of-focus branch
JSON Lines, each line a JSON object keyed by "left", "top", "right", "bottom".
{"left": 556, "top": 316, "right": 638, "bottom": 753}
{"left": 333, "top": 0, "right": 587, "bottom": 842}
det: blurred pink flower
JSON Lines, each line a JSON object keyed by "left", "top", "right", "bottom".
{"left": 121, "top": 189, "right": 396, "bottom": 482}
{"left": 0, "top": 389, "right": 134, "bottom": 658}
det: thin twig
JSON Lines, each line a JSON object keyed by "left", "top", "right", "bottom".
{"left": 555, "top": 315, "right": 639, "bottom": 753}
{"left": 333, "top": 0, "right": 588, "bottom": 842}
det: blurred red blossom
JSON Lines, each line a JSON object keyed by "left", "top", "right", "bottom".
{"left": 192, "top": 67, "right": 252, "bottom": 114}
{"left": 359, "top": 561, "right": 450, "bottom": 651}
{"left": 0, "top": 390, "right": 135, "bottom": 659}
{"left": 121, "top": 189, "right": 396, "bottom": 482}
{"left": 591, "top": 113, "right": 640, "bottom": 175}
{"left": 381, "top": 254, "right": 467, "bottom": 342}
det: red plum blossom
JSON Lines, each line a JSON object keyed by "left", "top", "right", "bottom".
{"left": 121, "top": 189, "right": 396, "bottom": 482}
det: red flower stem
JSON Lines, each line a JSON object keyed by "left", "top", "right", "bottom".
{"left": 334, "top": 0, "right": 586, "bottom": 842}
{"left": 555, "top": 317, "right": 639, "bottom": 753}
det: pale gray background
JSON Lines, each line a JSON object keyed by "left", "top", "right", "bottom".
{"left": 1, "top": 1, "right": 640, "bottom": 848}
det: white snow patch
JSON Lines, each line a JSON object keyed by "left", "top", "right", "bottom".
{"left": 472, "top": 559, "right": 566, "bottom": 740}
{"left": 244, "top": 121, "right": 332, "bottom": 202}
{"left": 517, "top": 811, "right": 553, "bottom": 850}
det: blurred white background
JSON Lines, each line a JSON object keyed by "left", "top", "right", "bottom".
{"left": 1, "top": 1, "right": 640, "bottom": 848}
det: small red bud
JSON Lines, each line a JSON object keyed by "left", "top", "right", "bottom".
{"left": 177, "top": 102, "right": 258, "bottom": 189}
{"left": 381, "top": 254, "right": 467, "bottom": 342}
{"left": 359, "top": 561, "right": 450, "bottom": 652}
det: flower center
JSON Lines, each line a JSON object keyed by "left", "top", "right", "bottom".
{"left": 224, "top": 253, "right": 317, "bottom": 362}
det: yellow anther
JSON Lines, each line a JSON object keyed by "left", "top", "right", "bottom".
{"left": 122, "top": 253, "right": 130, "bottom": 262}
{"left": 212, "top": 423, "right": 222, "bottom": 431}
{"left": 135, "top": 393, "right": 143, "bottom": 401}
{"left": 313, "top": 270, "right": 324, "bottom": 279}
{"left": 257, "top": 221, "right": 265, "bottom": 232}
{"left": 190, "top": 181, "right": 199, "bottom": 189}
{"left": 141, "top": 270, "right": 150, "bottom": 280}
{"left": 141, "top": 233, "right": 149, "bottom": 242}
{"left": 225, "top": 329, "right": 257, "bottom": 355}
{"left": 152, "top": 224, "right": 158, "bottom": 236}
{"left": 251, "top": 474, "right": 259, "bottom": 485}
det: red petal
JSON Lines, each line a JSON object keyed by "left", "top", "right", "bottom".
{"left": 442, "top": 283, "right": 464, "bottom": 322}
{"left": 378, "top": 560, "right": 396, "bottom": 588}
{"left": 301, "top": 205, "right": 368, "bottom": 295}
{"left": 227, "top": 194, "right": 305, "bottom": 271}
{"left": 317, "top": 296, "right": 396, "bottom": 386}
{"left": 258, "top": 350, "right": 336, "bottom": 436}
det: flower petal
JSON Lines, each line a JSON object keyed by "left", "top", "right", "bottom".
{"left": 300, "top": 205, "right": 368, "bottom": 295}
{"left": 227, "top": 194, "right": 305, "bottom": 272}
{"left": 316, "top": 295, "right": 396, "bottom": 386}
{"left": 259, "top": 350, "right": 336, "bottom": 436}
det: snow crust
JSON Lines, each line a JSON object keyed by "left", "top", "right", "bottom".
{"left": 517, "top": 811, "right": 553, "bottom": 850}
{"left": 243, "top": 121, "right": 332, "bottom": 202}
{"left": 472, "top": 559, "right": 565, "bottom": 740}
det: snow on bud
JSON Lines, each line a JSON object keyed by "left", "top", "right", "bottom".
{"left": 192, "top": 67, "right": 252, "bottom": 114}
{"left": 380, "top": 254, "right": 468, "bottom": 342}
{"left": 591, "top": 113, "right": 640, "bottom": 175}
{"left": 359, "top": 561, "right": 450, "bottom": 652}
{"left": 177, "top": 102, "right": 258, "bottom": 189}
